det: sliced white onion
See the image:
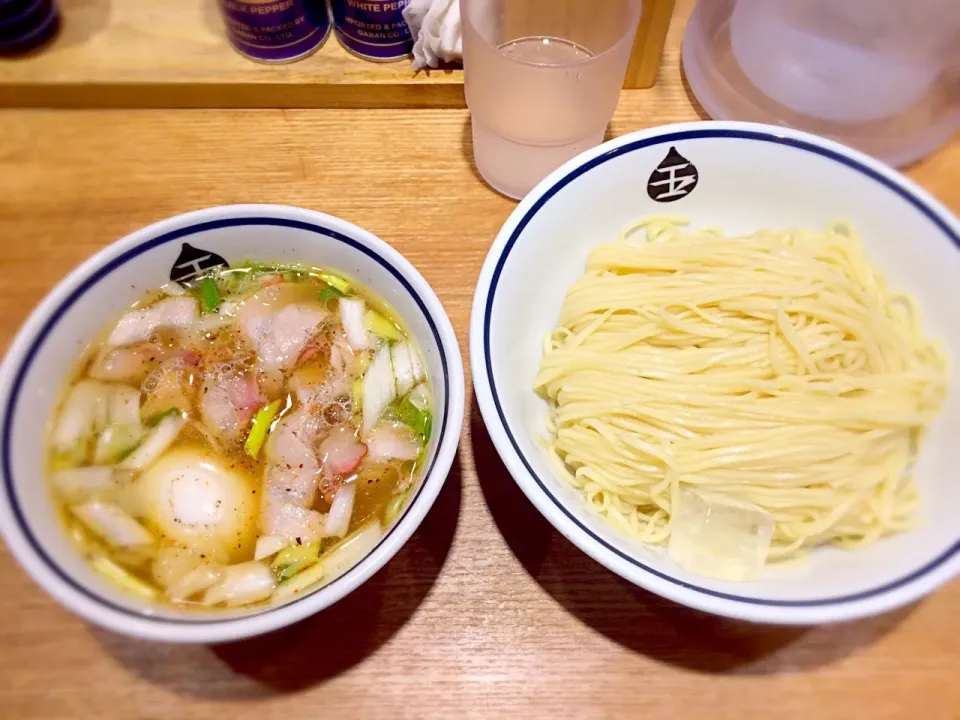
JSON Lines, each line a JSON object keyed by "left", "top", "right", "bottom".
{"left": 91, "top": 555, "right": 157, "bottom": 599}
{"left": 52, "top": 467, "right": 112, "bottom": 501}
{"left": 323, "top": 482, "right": 356, "bottom": 539}
{"left": 53, "top": 380, "right": 110, "bottom": 457}
{"left": 120, "top": 413, "right": 185, "bottom": 470}
{"left": 52, "top": 466, "right": 124, "bottom": 503}
{"left": 167, "top": 563, "right": 224, "bottom": 602}
{"left": 71, "top": 500, "right": 154, "bottom": 548}
{"left": 160, "top": 282, "right": 187, "bottom": 297}
{"left": 322, "top": 520, "right": 382, "bottom": 583}
{"left": 113, "top": 479, "right": 146, "bottom": 518}
{"left": 367, "top": 423, "right": 421, "bottom": 462}
{"left": 254, "top": 535, "right": 288, "bottom": 561}
{"left": 339, "top": 298, "right": 370, "bottom": 351}
{"left": 218, "top": 301, "right": 239, "bottom": 318}
{"left": 410, "top": 347, "right": 424, "bottom": 384}
{"left": 152, "top": 546, "right": 203, "bottom": 588}
{"left": 391, "top": 342, "right": 424, "bottom": 397}
{"left": 362, "top": 345, "right": 395, "bottom": 433}
{"left": 108, "top": 384, "right": 142, "bottom": 428}
{"left": 406, "top": 383, "right": 431, "bottom": 412}
{"left": 202, "top": 562, "right": 276, "bottom": 607}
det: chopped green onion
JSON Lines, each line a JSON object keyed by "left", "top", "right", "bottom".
{"left": 216, "top": 268, "right": 251, "bottom": 296}
{"left": 145, "top": 407, "right": 181, "bottom": 428}
{"left": 277, "top": 558, "right": 317, "bottom": 581}
{"left": 319, "top": 286, "right": 343, "bottom": 302}
{"left": 272, "top": 542, "right": 320, "bottom": 582}
{"left": 91, "top": 555, "right": 158, "bottom": 600}
{"left": 406, "top": 383, "right": 431, "bottom": 412}
{"left": 364, "top": 309, "right": 402, "bottom": 341}
{"left": 198, "top": 277, "right": 221, "bottom": 312}
{"left": 93, "top": 424, "right": 143, "bottom": 465}
{"left": 244, "top": 400, "right": 283, "bottom": 458}
{"left": 238, "top": 261, "right": 302, "bottom": 274}
{"left": 396, "top": 397, "right": 432, "bottom": 439}
{"left": 274, "top": 558, "right": 325, "bottom": 600}
{"left": 352, "top": 378, "right": 363, "bottom": 412}
{"left": 49, "top": 453, "right": 79, "bottom": 472}
{"left": 356, "top": 351, "right": 373, "bottom": 373}
{"left": 271, "top": 542, "right": 320, "bottom": 568}
{"left": 275, "top": 522, "right": 382, "bottom": 601}
{"left": 384, "top": 492, "right": 408, "bottom": 526}
{"left": 319, "top": 272, "right": 351, "bottom": 294}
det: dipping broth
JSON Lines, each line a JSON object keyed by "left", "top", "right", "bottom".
{"left": 48, "top": 262, "right": 432, "bottom": 608}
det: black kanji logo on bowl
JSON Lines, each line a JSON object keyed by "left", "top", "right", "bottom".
{"left": 170, "top": 243, "right": 229, "bottom": 285}
{"left": 647, "top": 146, "right": 699, "bottom": 202}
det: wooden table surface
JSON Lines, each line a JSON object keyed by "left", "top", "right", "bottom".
{"left": 2, "top": 6, "right": 960, "bottom": 720}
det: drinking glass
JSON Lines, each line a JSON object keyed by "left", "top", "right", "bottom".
{"left": 461, "top": 0, "right": 644, "bottom": 199}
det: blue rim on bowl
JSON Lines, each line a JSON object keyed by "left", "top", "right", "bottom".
{"left": 470, "top": 121, "right": 960, "bottom": 624}
{"left": 0, "top": 0, "right": 53, "bottom": 35}
{"left": 0, "top": 4, "right": 56, "bottom": 50}
{"left": 0, "top": 206, "right": 465, "bottom": 642}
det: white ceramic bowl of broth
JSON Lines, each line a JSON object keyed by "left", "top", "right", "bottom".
{"left": 0, "top": 205, "right": 464, "bottom": 643}
{"left": 470, "top": 121, "right": 960, "bottom": 624}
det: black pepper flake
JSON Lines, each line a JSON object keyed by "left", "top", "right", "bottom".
{"left": 296, "top": 537, "right": 302, "bottom": 545}
{"left": 200, "top": 554, "right": 206, "bottom": 559}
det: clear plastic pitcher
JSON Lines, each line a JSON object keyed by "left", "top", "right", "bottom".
{"left": 683, "top": 0, "right": 960, "bottom": 166}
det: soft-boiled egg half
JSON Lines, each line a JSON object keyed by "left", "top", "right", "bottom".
{"left": 136, "top": 449, "right": 258, "bottom": 562}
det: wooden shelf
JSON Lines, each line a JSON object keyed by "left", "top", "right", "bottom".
{"left": 0, "top": 0, "right": 463, "bottom": 108}
{"left": 0, "top": 0, "right": 674, "bottom": 109}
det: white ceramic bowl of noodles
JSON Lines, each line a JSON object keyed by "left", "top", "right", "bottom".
{"left": 0, "top": 204, "right": 465, "bottom": 643}
{"left": 470, "top": 121, "right": 960, "bottom": 624}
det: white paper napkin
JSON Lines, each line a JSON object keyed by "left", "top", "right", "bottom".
{"left": 403, "top": 0, "right": 463, "bottom": 70}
